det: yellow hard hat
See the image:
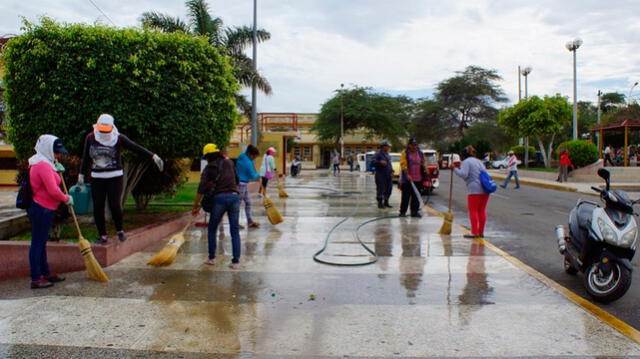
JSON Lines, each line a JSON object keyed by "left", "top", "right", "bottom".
{"left": 202, "top": 143, "right": 219, "bottom": 155}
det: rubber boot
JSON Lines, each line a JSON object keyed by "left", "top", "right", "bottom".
{"left": 377, "top": 198, "right": 384, "bottom": 209}
{"left": 384, "top": 198, "right": 392, "bottom": 208}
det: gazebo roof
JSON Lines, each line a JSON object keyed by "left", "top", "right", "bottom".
{"left": 591, "top": 119, "right": 640, "bottom": 131}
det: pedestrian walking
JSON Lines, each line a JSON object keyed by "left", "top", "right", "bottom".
{"left": 27, "top": 135, "right": 73, "bottom": 288}
{"left": 348, "top": 155, "right": 354, "bottom": 172}
{"left": 192, "top": 143, "right": 242, "bottom": 269}
{"left": 259, "top": 147, "right": 277, "bottom": 196}
{"left": 603, "top": 145, "right": 614, "bottom": 166}
{"left": 235, "top": 145, "right": 261, "bottom": 228}
{"left": 499, "top": 151, "right": 520, "bottom": 189}
{"left": 332, "top": 151, "right": 341, "bottom": 176}
{"left": 399, "top": 138, "right": 426, "bottom": 217}
{"left": 78, "top": 114, "right": 164, "bottom": 244}
{"left": 371, "top": 140, "right": 393, "bottom": 209}
{"left": 557, "top": 148, "right": 573, "bottom": 183}
{"left": 454, "top": 145, "right": 490, "bottom": 238}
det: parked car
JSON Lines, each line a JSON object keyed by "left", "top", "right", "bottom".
{"left": 491, "top": 156, "right": 522, "bottom": 169}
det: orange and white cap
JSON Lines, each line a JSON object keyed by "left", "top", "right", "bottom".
{"left": 96, "top": 114, "right": 115, "bottom": 132}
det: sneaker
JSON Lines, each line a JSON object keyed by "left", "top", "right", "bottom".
{"left": 515, "top": 186, "right": 520, "bottom": 189}
{"left": 499, "top": 184, "right": 506, "bottom": 189}
{"left": 31, "top": 277, "right": 53, "bottom": 289}
{"left": 117, "top": 231, "right": 127, "bottom": 242}
{"left": 248, "top": 222, "right": 260, "bottom": 228}
{"left": 204, "top": 258, "right": 216, "bottom": 265}
{"left": 239, "top": 224, "right": 245, "bottom": 230}
{"left": 463, "top": 234, "right": 478, "bottom": 239}
{"left": 97, "top": 235, "right": 109, "bottom": 245}
{"left": 398, "top": 213, "right": 407, "bottom": 217}
{"left": 43, "top": 273, "right": 65, "bottom": 283}
{"left": 410, "top": 213, "right": 422, "bottom": 218}
{"left": 229, "top": 263, "right": 239, "bottom": 270}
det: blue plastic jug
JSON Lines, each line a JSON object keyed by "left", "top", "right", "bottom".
{"left": 69, "top": 184, "right": 92, "bottom": 215}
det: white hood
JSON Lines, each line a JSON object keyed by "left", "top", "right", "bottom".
{"left": 28, "top": 134, "right": 58, "bottom": 170}
{"left": 93, "top": 114, "right": 120, "bottom": 147}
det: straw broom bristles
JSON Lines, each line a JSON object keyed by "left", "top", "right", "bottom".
{"left": 438, "top": 168, "right": 455, "bottom": 235}
{"left": 263, "top": 196, "right": 283, "bottom": 225}
{"left": 59, "top": 171, "right": 109, "bottom": 282}
{"left": 278, "top": 181, "right": 288, "bottom": 198}
{"left": 148, "top": 220, "right": 192, "bottom": 266}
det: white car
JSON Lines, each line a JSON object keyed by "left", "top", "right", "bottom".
{"left": 491, "top": 157, "right": 522, "bottom": 169}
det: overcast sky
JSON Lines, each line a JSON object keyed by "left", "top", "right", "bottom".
{"left": 1, "top": 0, "right": 639, "bottom": 113}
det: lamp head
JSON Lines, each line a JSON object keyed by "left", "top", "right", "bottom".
{"left": 521, "top": 67, "right": 532, "bottom": 76}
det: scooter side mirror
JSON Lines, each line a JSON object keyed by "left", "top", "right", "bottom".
{"left": 597, "top": 168, "right": 610, "bottom": 190}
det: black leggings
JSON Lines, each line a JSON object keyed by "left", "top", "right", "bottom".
{"left": 92, "top": 176, "right": 124, "bottom": 236}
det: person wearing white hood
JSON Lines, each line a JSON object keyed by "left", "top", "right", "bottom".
{"left": 79, "top": 114, "right": 164, "bottom": 244}
{"left": 27, "top": 135, "right": 74, "bottom": 288}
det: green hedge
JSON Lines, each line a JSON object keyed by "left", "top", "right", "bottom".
{"left": 556, "top": 140, "right": 599, "bottom": 168}
{"left": 3, "top": 18, "right": 239, "bottom": 160}
{"left": 510, "top": 145, "right": 536, "bottom": 159}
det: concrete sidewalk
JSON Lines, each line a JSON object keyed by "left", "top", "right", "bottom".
{"left": 1, "top": 172, "right": 639, "bottom": 358}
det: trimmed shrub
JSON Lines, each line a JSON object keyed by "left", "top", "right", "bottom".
{"left": 510, "top": 145, "right": 536, "bottom": 158}
{"left": 556, "top": 140, "right": 599, "bottom": 168}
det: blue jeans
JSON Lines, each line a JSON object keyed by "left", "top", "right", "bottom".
{"left": 27, "top": 201, "right": 54, "bottom": 281}
{"left": 208, "top": 193, "right": 241, "bottom": 263}
{"left": 503, "top": 170, "right": 520, "bottom": 188}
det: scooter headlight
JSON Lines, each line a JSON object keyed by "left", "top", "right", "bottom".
{"left": 621, "top": 227, "right": 637, "bottom": 248}
{"left": 597, "top": 218, "right": 617, "bottom": 244}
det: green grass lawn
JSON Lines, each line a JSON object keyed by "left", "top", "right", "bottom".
{"left": 522, "top": 167, "right": 557, "bottom": 173}
{"left": 126, "top": 183, "right": 197, "bottom": 204}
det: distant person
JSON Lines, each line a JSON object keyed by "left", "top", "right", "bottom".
{"left": 399, "top": 138, "right": 425, "bottom": 217}
{"left": 235, "top": 145, "right": 261, "bottom": 228}
{"left": 332, "top": 151, "right": 341, "bottom": 176}
{"left": 192, "top": 143, "right": 241, "bottom": 269}
{"left": 348, "top": 155, "right": 354, "bottom": 172}
{"left": 454, "top": 145, "right": 490, "bottom": 238}
{"left": 499, "top": 151, "right": 520, "bottom": 189}
{"left": 603, "top": 145, "right": 614, "bottom": 166}
{"left": 371, "top": 140, "right": 393, "bottom": 209}
{"left": 259, "top": 147, "right": 277, "bottom": 196}
{"left": 557, "top": 148, "right": 573, "bottom": 183}
{"left": 78, "top": 114, "right": 164, "bottom": 244}
{"left": 27, "top": 135, "right": 73, "bottom": 288}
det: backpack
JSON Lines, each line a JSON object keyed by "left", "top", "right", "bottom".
{"left": 16, "top": 173, "right": 33, "bottom": 210}
{"left": 200, "top": 158, "right": 225, "bottom": 213}
{"left": 479, "top": 170, "right": 497, "bottom": 194}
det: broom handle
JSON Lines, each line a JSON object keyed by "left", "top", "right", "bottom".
{"left": 58, "top": 169, "right": 83, "bottom": 238}
{"left": 447, "top": 167, "right": 454, "bottom": 212}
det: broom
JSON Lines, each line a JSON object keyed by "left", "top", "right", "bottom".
{"left": 148, "top": 219, "right": 193, "bottom": 266}
{"left": 263, "top": 195, "right": 283, "bottom": 225}
{"left": 278, "top": 178, "right": 288, "bottom": 198}
{"left": 59, "top": 172, "right": 109, "bottom": 282}
{"left": 438, "top": 167, "right": 454, "bottom": 235}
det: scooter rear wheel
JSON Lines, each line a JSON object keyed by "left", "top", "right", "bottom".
{"left": 584, "top": 262, "right": 632, "bottom": 303}
{"left": 563, "top": 255, "right": 578, "bottom": 275}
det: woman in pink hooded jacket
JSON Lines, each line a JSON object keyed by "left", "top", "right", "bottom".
{"left": 27, "top": 135, "right": 73, "bottom": 289}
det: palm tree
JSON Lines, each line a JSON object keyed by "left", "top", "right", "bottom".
{"left": 140, "top": 0, "right": 271, "bottom": 114}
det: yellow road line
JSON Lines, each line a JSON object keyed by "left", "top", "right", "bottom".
{"left": 423, "top": 204, "right": 640, "bottom": 344}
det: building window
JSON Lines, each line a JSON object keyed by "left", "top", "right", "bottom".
{"left": 294, "top": 145, "right": 313, "bottom": 161}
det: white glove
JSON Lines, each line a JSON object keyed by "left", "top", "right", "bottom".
{"left": 77, "top": 174, "right": 85, "bottom": 186}
{"left": 152, "top": 154, "right": 164, "bottom": 172}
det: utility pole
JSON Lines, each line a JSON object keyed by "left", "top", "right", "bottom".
{"left": 566, "top": 39, "right": 582, "bottom": 140}
{"left": 340, "top": 83, "right": 344, "bottom": 160}
{"left": 250, "top": 0, "right": 258, "bottom": 146}
{"left": 521, "top": 67, "right": 532, "bottom": 168}
{"left": 597, "top": 90, "right": 602, "bottom": 154}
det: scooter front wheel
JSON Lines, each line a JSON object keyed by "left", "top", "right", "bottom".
{"left": 584, "top": 262, "right": 632, "bottom": 303}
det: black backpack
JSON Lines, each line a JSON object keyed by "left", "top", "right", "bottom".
{"left": 16, "top": 173, "right": 32, "bottom": 210}
{"left": 200, "top": 158, "right": 225, "bottom": 213}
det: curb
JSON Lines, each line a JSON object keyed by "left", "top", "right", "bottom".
{"left": 0, "top": 212, "right": 191, "bottom": 280}
{"left": 492, "top": 173, "right": 578, "bottom": 193}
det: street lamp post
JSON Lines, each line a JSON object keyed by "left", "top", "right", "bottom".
{"left": 340, "top": 83, "right": 344, "bottom": 160}
{"left": 629, "top": 81, "right": 639, "bottom": 105}
{"left": 250, "top": 0, "right": 258, "bottom": 147}
{"left": 566, "top": 38, "right": 582, "bottom": 140}
{"left": 597, "top": 90, "right": 602, "bottom": 154}
{"left": 521, "top": 66, "right": 532, "bottom": 167}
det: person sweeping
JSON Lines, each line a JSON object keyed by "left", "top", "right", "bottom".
{"left": 259, "top": 147, "right": 277, "bottom": 196}
{"left": 235, "top": 145, "right": 261, "bottom": 228}
{"left": 78, "top": 114, "right": 164, "bottom": 244}
{"left": 192, "top": 144, "right": 242, "bottom": 269}
{"left": 26, "top": 135, "right": 73, "bottom": 288}
{"left": 399, "top": 138, "right": 426, "bottom": 218}
{"left": 454, "top": 145, "right": 490, "bottom": 239}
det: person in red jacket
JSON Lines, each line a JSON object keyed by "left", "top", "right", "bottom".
{"left": 558, "top": 148, "right": 573, "bottom": 183}
{"left": 27, "top": 135, "right": 74, "bottom": 289}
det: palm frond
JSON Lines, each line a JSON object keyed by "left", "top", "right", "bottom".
{"left": 232, "top": 54, "right": 272, "bottom": 95}
{"left": 225, "top": 26, "right": 271, "bottom": 54}
{"left": 140, "top": 12, "right": 189, "bottom": 33}
{"left": 235, "top": 94, "right": 252, "bottom": 116}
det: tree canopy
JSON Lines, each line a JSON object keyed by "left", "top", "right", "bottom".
{"left": 435, "top": 65, "right": 507, "bottom": 137}
{"left": 313, "top": 87, "right": 408, "bottom": 148}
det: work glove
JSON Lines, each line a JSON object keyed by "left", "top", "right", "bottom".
{"left": 152, "top": 154, "right": 164, "bottom": 172}
{"left": 77, "top": 174, "right": 85, "bottom": 186}
{"left": 55, "top": 162, "right": 65, "bottom": 173}
{"left": 65, "top": 195, "right": 74, "bottom": 207}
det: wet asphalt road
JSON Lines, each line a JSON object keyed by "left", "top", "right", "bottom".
{"left": 429, "top": 170, "right": 640, "bottom": 330}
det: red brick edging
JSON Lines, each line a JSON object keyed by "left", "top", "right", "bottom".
{"left": 0, "top": 213, "right": 191, "bottom": 280}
